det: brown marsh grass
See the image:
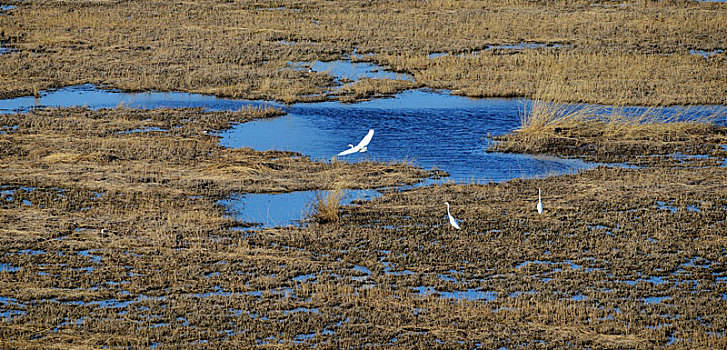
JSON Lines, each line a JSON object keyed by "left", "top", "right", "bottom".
{"left": 312, "top": 187, "right": 345, "bottom": 224}
{"left": 0, "top": 0, "right": 726, "bottom": 104}
{"left": 491, "top": 94, "right": 727, "bottom": 163}
{"left": 1, "top": 107, "right": 726, "bottom": 348}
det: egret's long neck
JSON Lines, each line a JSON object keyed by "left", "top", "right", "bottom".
{"left": 538, "top": 189, "right": 541, "bottom": 201}
{"left": 446, "top": 203, "right": 450, "bottom": 215}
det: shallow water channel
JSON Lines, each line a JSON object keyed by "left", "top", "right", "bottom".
{"left": 0, "top": 84, "right": 598, "bottom": 227}
{"left": 1, "top": 60, "right": 722, "bottom": 228}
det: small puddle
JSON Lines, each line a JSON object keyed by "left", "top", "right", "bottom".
{"left": 0, "top": 262, "right": 20, "bottom": 272}
{"left": 689, "top": 49, "right": 724, "bottom": 58}
{"left": 292, "top": 273, "right": 316, "bottom": 283}
{"left": 118, "top": 127, "right": 168, "bottom": 134}
{"left": 290, "top": 60, "right": 413, "bottom": 82}
{"left": 0, "top": 296, "right": 26, "bottom": 320}
{"left": 643, "top": 296, "right": 670, "bottom": 305}
{"left": 428, "top": 43, "right": 568, "bottom": 59}
{"left": 0, "top": 84, "right": 278, "bottom": 115}
{"left": 412, "top": 286, "right": 497, "bottom": 301}
{"left": 570, "top": 294, "right": 588, "bottom": 301}
{"left": 78, "top": 250, "right": 102, "bottom": 264}
{"left": 615, "top": 276, "right": 668, "bottom": 286}
{"left": 221, "top": 189, "right": 379, "bottom": 228}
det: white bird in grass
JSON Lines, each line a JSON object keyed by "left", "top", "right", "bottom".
{"left": 337, "top": 129, "right": 374, "bottom": 156}
{"left": 537, "top": 188, "right": 543, "bottom": 215}
{"left": 445, "top": 201, "right": 461, "bottom": 230}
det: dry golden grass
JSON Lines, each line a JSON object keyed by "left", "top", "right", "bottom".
{"left": 312, "top": 187, "right": 345, "bottom": 224}
{"left": 337, "top": 78, "right": 421, "bottom": 102}
{"left": 491, "top": 90, "right": 727, "bottom": 163}
{"left": 2, "top": 1, "right": 727, "bottom": 348}
{"left": 0, "top": 0, "right": 725, "bottom": 104}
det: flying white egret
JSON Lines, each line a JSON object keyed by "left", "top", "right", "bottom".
{"left": 445, "top": 201, "right": 461, "bottom": 230}
{"left": 537, "top": 188, "right": 543, "bottom": 215}
{"left": 337, "top": 129, "right": 374, "bottom": 156}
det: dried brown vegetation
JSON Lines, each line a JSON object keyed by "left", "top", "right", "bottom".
{"left": 1, "top": 0, "right": 726, "bottom": 104}
{"left": 312, "top": 187, "right": 345, "bottom": 224}
{"left": 0, "top": 107, "right": 435, "bottom": 348}
{"left": 490, "top": 100, "right": 727, "bottom": 164}
{"left": 2, "top": 0, "right": 727, "bottom": 348}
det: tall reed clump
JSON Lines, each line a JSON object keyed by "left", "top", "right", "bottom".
{"left": 312, "top": 185, "right": 346, "bottom": 224}
{"left": 492, "top": 88, "right": 727, "bottom": 161}
{"left": 516, "top": 82, "right": 724, "bottom": 138}
{"left": 516, "top": 99, "right": 597, "bottom": 135}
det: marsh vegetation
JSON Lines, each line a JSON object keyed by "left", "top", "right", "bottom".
{"left": 0, "top": 0, "right": 726, "bottom": 104}
{"left": 1, "top": 0, "right": 727, "bottom": 349}
{"left": 1, "top": 105, "right": 726, "bottom": 349}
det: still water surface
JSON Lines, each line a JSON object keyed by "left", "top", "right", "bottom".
{"left": 1, "top": 60, "right": 722, "bottom": 227}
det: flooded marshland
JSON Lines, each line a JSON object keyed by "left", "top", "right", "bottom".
{"left": 2, "top": 0, "right": 727, "bottom": 348}
{"left": 1, "top": 75, "right": 620, "bottom": 227}
{"left": 1, "top": 75, "right": 726, "bottom": 349}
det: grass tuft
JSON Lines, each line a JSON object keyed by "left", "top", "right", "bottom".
{"left": 312, "top": 186, "right": 346, "bottom": 224}
{"left": 491, "top": 87, "right": 727, "bottom": 163}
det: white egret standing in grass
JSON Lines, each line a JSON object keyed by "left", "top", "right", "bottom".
{"left": 445, "top": 202, "right": 461, "bottom": 230}
{"left": 337, "top": 129, "right": 374, "bottom": 156}
{"left": 537, "top": 188, "right": 543, "bottom": 215}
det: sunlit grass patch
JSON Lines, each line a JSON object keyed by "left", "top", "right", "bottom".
{"left": 491, "top": 91, "right": 727, "bottom": 163}
{"left": 312, "top": 186, "right": 346, "bottom": 224}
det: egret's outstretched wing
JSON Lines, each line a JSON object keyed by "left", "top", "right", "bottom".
{"left": 337, "top": 147, "right": 358, "bottom": 156}
{"left": 355, "top": 129, "right": 374, "bottom": 149}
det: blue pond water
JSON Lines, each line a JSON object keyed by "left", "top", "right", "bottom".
{"left": 221, "top": 189, "right": 379, "bottom": 228}
{"left": 0, "top": 83, "right": 600, "bottom": 227}
{"left": 1, "top": 59, "right": 724, "bottom": 228}
{"left": 290, "top": 60, "right": 413, "bottom": 82}
{"left": 0, "top": 84, "right": 276, "bottom": 114}
{"left": 220, "top": 90, "right": 599, "bottom": 183}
